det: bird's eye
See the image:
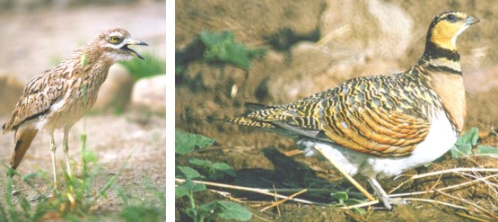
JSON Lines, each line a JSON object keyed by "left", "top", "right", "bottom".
{"left": 446, "top": 14, "right": 457, "bottom": 22}
{"left": 109, "top": 36, "right": 121, "bottom": 44}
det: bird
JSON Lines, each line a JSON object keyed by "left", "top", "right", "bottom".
{"left": 229, "top": 11, "right": 479, "bottom": 209}
{"left": 2, "top": 28, "right": 147, "bottom": 188}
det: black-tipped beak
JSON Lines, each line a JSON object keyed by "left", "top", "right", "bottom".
{"left": 123, "top": 39, "right": 148, "bottom": 60}
{"left": 465, "top": 15, "right": 479, "bottom": 26}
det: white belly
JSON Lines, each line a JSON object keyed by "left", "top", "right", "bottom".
{"left": 299, "top": 110, "right": 458, "bottom": 179}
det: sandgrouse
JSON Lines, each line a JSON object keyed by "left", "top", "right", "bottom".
{"left": 2, "top": 28, "right": 147, "bottom": 187}
{"left": 229, "top": 11, "right": 479, "bottom": 209}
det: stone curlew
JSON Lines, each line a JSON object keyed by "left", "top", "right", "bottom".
{"left": 2, "top": 28, "right": 147, "bottom": 187}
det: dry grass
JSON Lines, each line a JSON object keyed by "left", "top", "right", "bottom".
{"left": 175, "top": 166, "right": 498, "bottom": 220}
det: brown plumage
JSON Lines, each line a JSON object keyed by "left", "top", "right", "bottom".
{"left": 2, "top": 28, "right": 147, "bottom": 186}
{"left": 229, "top": 11, "right": 479, "bottom": 209}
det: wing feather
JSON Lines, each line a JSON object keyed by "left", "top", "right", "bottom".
{"left": 229, "top": 73, "right": 442, "bottom": 157}
{"left": 3, "top": 66, "right": 69, "bottom": 132}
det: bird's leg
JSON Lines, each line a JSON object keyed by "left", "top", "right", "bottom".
{"left": 63, "top": 128, "right": 72, "bottom": 178}
{"left": 367, "top": 177, "right": 408, "bottom": 209}
{"left": 50, "top": 134, "right": 57, "bottom": 189}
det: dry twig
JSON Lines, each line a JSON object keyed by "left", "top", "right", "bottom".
{"left": 260, "top": 189, "right": 307, "bottom": 212}
{"left": 175, "top": 178, "right": 324, "bottom": 205}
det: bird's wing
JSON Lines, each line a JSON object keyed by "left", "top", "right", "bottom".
{"left": 230, "top": 74, "right": 441, "bottom": 157}
{"left": 2, "top": 65, "right": 71, "bottom": 132}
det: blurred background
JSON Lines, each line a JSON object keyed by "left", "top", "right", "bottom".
{"left": 0, "top": 0, "right": 166, "bottom": 114}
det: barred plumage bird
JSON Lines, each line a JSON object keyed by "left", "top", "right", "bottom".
{"left": 229, "top": 11, "right": 479, "bottom": 209}
{"left": 2, "top": 28, "right": 147, "bottom": 187}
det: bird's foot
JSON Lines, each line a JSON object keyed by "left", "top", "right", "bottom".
{"left": 378, "top": 196, "right": 410, "bottom": 210}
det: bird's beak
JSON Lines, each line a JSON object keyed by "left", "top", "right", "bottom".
{"left": 464, "top": 15, "right": 479, "bottom": 26}
{"left": 123, "top": 39, "right": 148, "bottom": 60}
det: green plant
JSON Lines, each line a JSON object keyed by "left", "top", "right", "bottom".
{"left": 200, "top": 31, "right": 266, "bottom": 69}
{"left": 118, "top": 179, "right": 166, "bottom": 222}
{"left": 450, "top": 127, "right": 498, "bottom": 158}
{"left": 120, "top": 53, "right": 166, "bottom": 81}
{"left": 175, "top": 131, "right": 252, "bottom": 222}
{"left": 0, "top": 148, "right": 129, "bottom": 221}
{"left": 329, "top": 190, "right": 366, "bottom": 214}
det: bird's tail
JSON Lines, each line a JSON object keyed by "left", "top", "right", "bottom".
{"left": 9, "top": 128, "right": 38, "bottom": 175}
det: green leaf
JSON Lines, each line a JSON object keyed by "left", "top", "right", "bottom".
{"left": 226, "top": 44, "right": 251, "bottom": 68}
{"left": 331, "top": 192, "right": 349, "bottom": 202}
{"left": 216, "top": 201, "right": 252, "bottom": 221}
{"left": 185, "top": 208, "right": 198, "bottom": 220}
{"left": 175, "top": 131, "right": 216, "bottom": 155}
{"left": 478, "top": 145, "right": 498, "bottom": 153}
{"left": 21, "top": 172, "right": 42, "bottom": 180}
{"left": 450, "top": 144, "right": 472, "bottom": 158}
{"left": 197, "top": 202, "right": 217, "bottom": 219}
{"left": 211, "top": 162, "right": 236, "bottom": 177}
{"left": 188, "top": 158, "right": 213, "bottom": 167}
{"left": 175, "top": 179, "right": 206, "bottom": 199}
{"left": 199, "top": 31, "right": 265, "bottom": 69}
{"left": 200, "top": 31, "right": 233, "bottom": 47}
{"left": 83, "top": 149, "right": 98, "bottom": 163}
{"left": 176, "top": 166, "right": 203, "bottom": 180}
{"left": 120, "top": 53, "right": 166, "bottom": 80}
{"left": 457, "top": 127, "right": 479, "bottom": 146}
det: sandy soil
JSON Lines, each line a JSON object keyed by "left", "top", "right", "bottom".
{"left": 176, "top": 0, "right": 498, "bottom": 221}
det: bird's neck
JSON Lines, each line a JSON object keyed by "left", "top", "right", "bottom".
{"left": 419, "top": 41, "right": 462, "bottom": 75}
{"left": 411, "top": 42, "right": 466, "bottom": 133}
{"left": 78, "top": 50, "right": 115, "bottom": 87}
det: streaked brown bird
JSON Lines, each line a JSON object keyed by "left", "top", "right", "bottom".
{"left": 2, "top": 28, "right": 147, "bottom": 187}
{"left": 229, "top": 11, "right": 479, "bottom": 209}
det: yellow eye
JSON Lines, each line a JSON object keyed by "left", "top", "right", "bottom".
{"left": 109, "top": 36, "right": 120, "bottom": 44}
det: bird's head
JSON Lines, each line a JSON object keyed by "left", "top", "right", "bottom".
{"left": 94, "top": 28, "right": 148, "bottom": 62}
{"left": 426, "top": 11, "right": 479, "bottom": 51}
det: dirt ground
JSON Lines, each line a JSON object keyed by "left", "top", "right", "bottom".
{"left": 176, "top": 0, "right": 498, "bottom": 221}
{"left": 0, "top": 1, "right": 166, "bottom": 220}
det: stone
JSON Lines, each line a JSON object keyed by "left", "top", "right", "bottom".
{"left": 93, "top": 64, "right": 134, "bottom": 113}
{"left": 267, "top": 42, "right": 335, "bottom": 102}
{"left": 130, "top": 75, "right": 166, "bottom": 113}
{"left": 319, "top": 0, "right": 413, "bottom": 60}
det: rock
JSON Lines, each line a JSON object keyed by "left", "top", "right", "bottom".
{"left": 0, "top": 75, "right": 24, "bottom": 116}
{"left": 267, "top": 42, "right": 335, "bottom": 102}
{"left": 319, "top": 0, "right": 413, "bottom": 60}
{"left": 93, "top": 64, "right": 134, "bottom": 113}
{"left": 265, "top": 41, "right": 402, "bottom": 103}
{"left": 130, "top": 75, "right": 166, "bottom": 113}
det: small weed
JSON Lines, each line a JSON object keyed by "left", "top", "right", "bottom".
{"left": 450, "top": 127, "right": 498, "bottom": 158}
{"left": 0, "top": 149, "right": 129, "bottom": 221}
{"left": 200, "top": 31, "right": 266, "bottom": 69}
{"left": 118, "top": 179, "right": 166, "bottom": 222}
{"left": 329, "top": 190, "right": 366, "bottom": 214}
{"left": 175, "top": 30, "right": 266, "bottom": 77}
{"left": 175, "top": 130, "right": 252, "bottom": 222}
{"left": 120, "top": 53, "right": 166, "bottom": 81}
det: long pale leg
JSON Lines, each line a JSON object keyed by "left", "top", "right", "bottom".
{"left": 50, "top": 134, "right": 57, "bottom": 188}
{"left": 63, "top": 128, "right": 72, "bottom": 177}
{"left": 63, "top": 128, "right": 76, "bottom": 203}
{"left": 367, "top": 177, "right": 408, "bottom": 209}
